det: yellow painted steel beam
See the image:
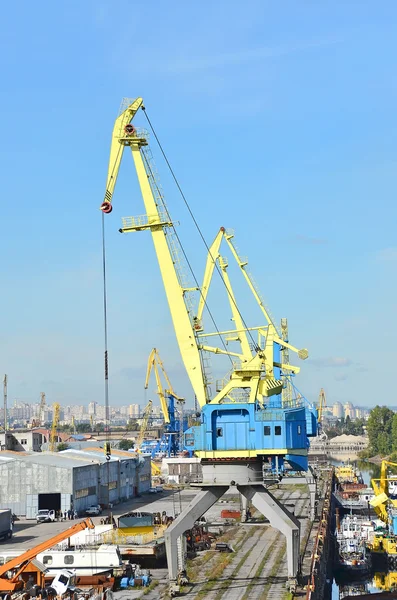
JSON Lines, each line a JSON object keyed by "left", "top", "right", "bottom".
{"left": 101, "top": 98, "right": 143, "bottom": 212}
{"left": 100, "top": 99, "right": 207, "bottom": 408}
{"left": 196, "top": 228, "right": 224, "bottom": 326}
{"left": 218, "top": 255, "right": 252, "bottom": 360}
{"left": 128, "top": 138, "right": 207, "bottom": 407}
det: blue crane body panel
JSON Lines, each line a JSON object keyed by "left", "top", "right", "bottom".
{"left": 184, "top": 401, "right": 314, "bottom": 470}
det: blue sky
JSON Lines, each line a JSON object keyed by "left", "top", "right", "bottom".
{"left": 0, "top": 1, "right": 396, "bottom": 410}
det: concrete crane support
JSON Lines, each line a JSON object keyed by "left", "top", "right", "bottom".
{"left": 164, "top": 486, "right": 228, "bottom": 580}
{"left": 240, "top": 493, "right": 248, "bottom": 522}
{"left": 164, "top": 465, "right": 301, "bottom": 585}
{"left": 237, "top": 484, "right": 300, "bottom": 579}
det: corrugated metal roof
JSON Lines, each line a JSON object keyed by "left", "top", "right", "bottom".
{"left": 0, "top": 454, "right": 16, "bottom": 462}
{"left": 59, "top": 449, "right": 117, "bottom": 464}
{"left": 0, "top": 452, "right": 96, "bottom": 469}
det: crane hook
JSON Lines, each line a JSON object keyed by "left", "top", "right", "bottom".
{"left": 100, "top": 201, "right": 113, "bottom": 214}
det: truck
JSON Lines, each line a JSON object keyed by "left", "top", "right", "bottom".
{"left": 0, "top": 510, "right": 12, "bottom": 541}
{"left": 85, "top": 505, "right": 102, "bottom": 516}
{"left": 36, "top": 509, "right": 56, "bottom": 523}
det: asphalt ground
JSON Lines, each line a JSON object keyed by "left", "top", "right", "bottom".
{"left": 0, "top": 487, "right": 239, "bottom": 550}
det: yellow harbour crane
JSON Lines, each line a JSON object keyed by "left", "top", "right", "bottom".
{"left": 145, "top": 348, "right": 185, "bottom": 456}
{"left": 145, "top": 348, "right": 184, "bottom": 424}
{"left": 99, "top": 98, "right": 308, "bottom": 418}
{"left": 317, "top": 388, "right": 327, "bottom": 429}
{"left": 49, "top": 402, "right": 60, "bottom": 452}
{"left": 99, "top": 98, "right": 315, "bottom": 589}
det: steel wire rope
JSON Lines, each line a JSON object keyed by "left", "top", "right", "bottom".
{"left": 101, "top": 141, "right": 123, "bottom": 518}
{"left": 142, "top": 108, "right": 262, "bottom": 354}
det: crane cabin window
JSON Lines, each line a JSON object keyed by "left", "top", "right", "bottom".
{"left": 264, "top": 426, "right": 271, "bottom": 436}
{"left": 275, "top": 426, "right": 282, "bottom": 436}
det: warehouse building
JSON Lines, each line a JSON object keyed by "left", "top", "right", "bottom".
{"left": 0, "top": 449, "right": 151, "bottom": 518}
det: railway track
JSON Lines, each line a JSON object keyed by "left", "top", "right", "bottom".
{"left": 140, "top": 488, "right": 311, "bottom": 600}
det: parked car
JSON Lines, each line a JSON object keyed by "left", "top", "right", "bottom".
{"left": 85, "top": 505, "right": 102, "bottom": 516}
{"left": 155, "top": 486, "right": 164, "bottom": 493}
{"left": 148, "top": 487, "right": 158, "bottom": 494}
{"left": 36, "top": 509, "right": 56, "bottom": 523}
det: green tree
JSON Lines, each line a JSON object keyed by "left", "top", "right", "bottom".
{"left": 56, "top": 442, "right": 70, "bottom": 452}
{"left": 118, "top": 439, "right": 134, "bottom": 451}
{"left": 367, "top": 405, "right": 394, "bottom": 454}
{"left": 76, "top": 423, "right": 91, "bottom": 433}
{"left": 392, "top": 413, "right": 397, "bottom": 452}
{"left": 126, "top": 420, "right": 139, "bottom": 431}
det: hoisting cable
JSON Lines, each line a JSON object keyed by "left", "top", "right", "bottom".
{"left": 142, "top": 108, "right": 261, "bottom": 353}
{"left": 101, "top": 212, "right": 110, "bottom": 435}
{"left": 101, "top": 212, "right": 112, "bottom": 523}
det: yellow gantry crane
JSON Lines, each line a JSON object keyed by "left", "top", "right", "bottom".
{"left": 49, "top": 402, "right": 60, "bottom": 451}
{"left": 145, "top": 348, "right": 185, "bottom": 456}
{"left": 145, "top": 348, "right": 184, "bottom": 424}
{"left": 317, "top": 388, "right": 327, "bottom": 428}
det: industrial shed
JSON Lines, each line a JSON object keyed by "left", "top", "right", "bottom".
{"left": 0, "top": 449, "right": 151, "bottom": 518}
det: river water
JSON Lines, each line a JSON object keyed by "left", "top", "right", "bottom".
{"left": 331, "top": 460, "right": 386, "bottom": 599}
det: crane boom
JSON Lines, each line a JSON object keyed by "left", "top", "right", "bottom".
{"left": 100, "top": 100, "right": 207, "bottom": 407}
{"left": 50, "top": 402, "right": 60, "bottom": 451}
{"left": 0, "top": 518, "right": 94, "bottom": 591}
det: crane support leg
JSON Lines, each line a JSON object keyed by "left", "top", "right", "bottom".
{"left": 238, "top": 484, "right": 300, "bottom": 580}
{"left": 240, "top": 493, "right": 248, "bottom": 522}
{"left": 164, "top": 486, "right": 228, "bottom": 581}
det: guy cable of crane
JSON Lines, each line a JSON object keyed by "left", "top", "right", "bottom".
{"left": 141, "top": 106, "right": 263, "bottom": 355}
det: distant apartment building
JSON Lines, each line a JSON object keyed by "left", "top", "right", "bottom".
{"left": 332, "top": 402, "right": 344, "bottom": 419}
{"left": 129, "top": 404, "right": 140, "bottom": 418}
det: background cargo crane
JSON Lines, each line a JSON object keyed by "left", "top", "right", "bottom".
{"left": 49, "top": 402, "right": 60, "bottom": 452}
{"left": 136, "top": 400, "right": 152, "bottom": 450}
{"left": 100, "top": 97, "right": 317, "bottom": 589}
{"left": 143, "top": 348, "right": 187, "bottom": 457}
{"left": 39, "top": 392, "right": 46, "bottom": 426}
{"left": 0, "top": 518, "right": 94, "bottom": 592}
